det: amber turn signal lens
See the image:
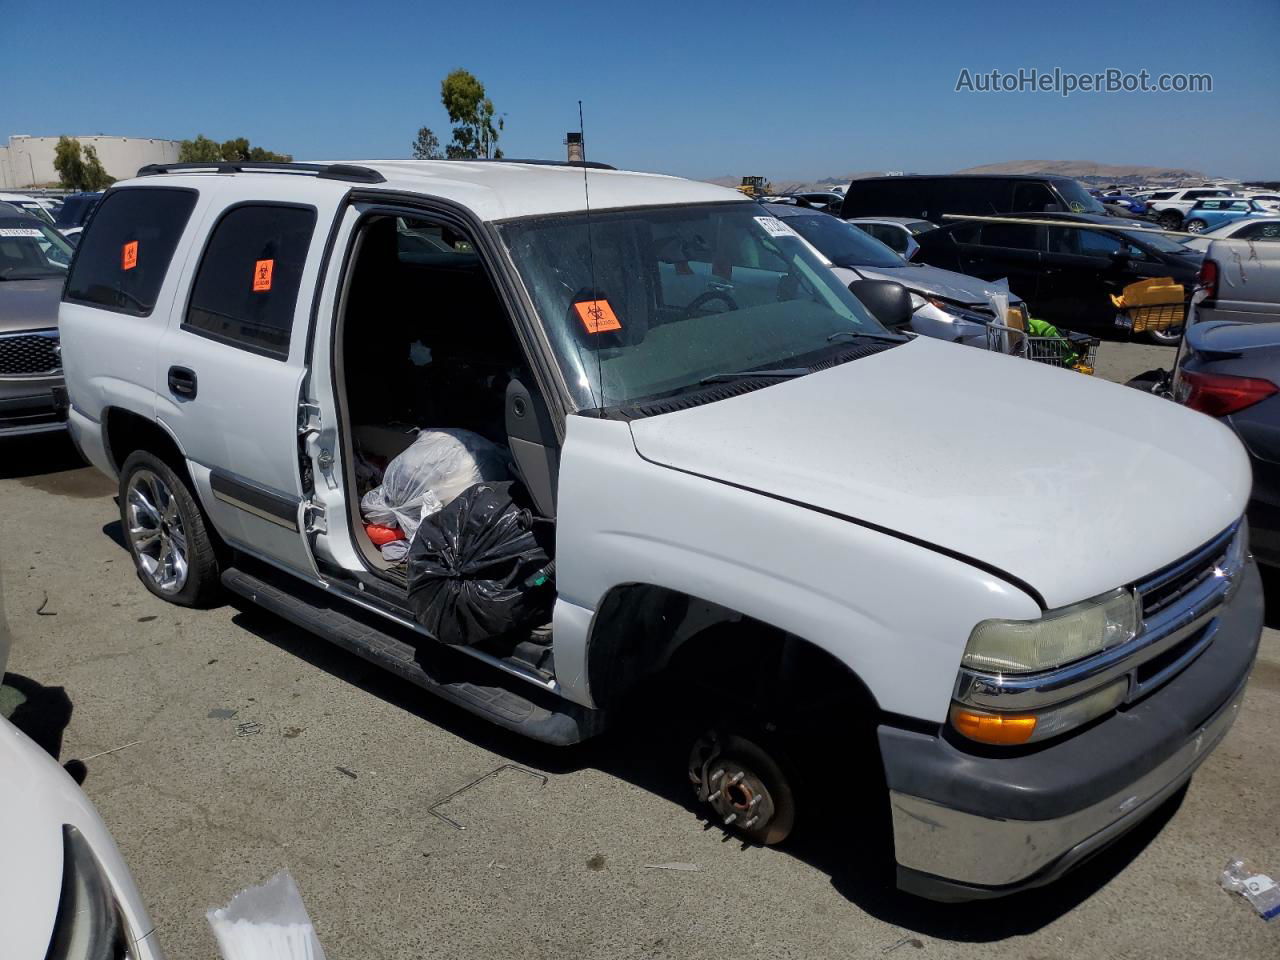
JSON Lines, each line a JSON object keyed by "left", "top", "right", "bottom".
{"left": 950, "top": 706, "right": 1038, "bottom": 745}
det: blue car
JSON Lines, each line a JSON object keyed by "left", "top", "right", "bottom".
{"left": 1101, "top": 192, "right": 1148, "bottom": 215}
{"left": 1183, "top": 198, "right": 1271, "bottom": 234}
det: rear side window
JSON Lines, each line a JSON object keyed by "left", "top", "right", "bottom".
{"left": 843, "top": 179, "right": 931, "bottom": 219}
{"left": 64, "top": 187, "right": 197, "bottom": 316}
{"left": 184, "top": 204, "right": 317, "bottom": 359}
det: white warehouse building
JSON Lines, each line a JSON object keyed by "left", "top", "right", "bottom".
{"left": 0, "top": 134, "right": 181, "bottom": 189}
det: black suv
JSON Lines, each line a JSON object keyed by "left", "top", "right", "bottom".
{"left": 840, "top": 174, "right": 1109, "bottom": 221}
{"left": 913, "top": 212, "right": 1202, "bottom": 344}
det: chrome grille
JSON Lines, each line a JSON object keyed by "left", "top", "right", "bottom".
{"left": 0, "top": 331, "right": 61, "bottom": 376}
{"left": 1137, "top": 525, "right": 1235, "bottom": 619}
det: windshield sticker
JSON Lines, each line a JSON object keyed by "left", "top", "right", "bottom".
{"left": 253, "top": 258, "right": 274, "bottom": 292}
{"left": 574, "top": 299, "right": 622, "bottom": 334}
{"left": 754, "top": 216, "right": 797, "bottom": 238}
{"left": 0, "top": 228, "right": 43, "bottom": 238}
{"left": 121, "top": 241, "right": 138, "bottom": 271}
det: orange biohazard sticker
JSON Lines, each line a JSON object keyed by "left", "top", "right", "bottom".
{"left": 253, "top": 259, "right": 274, "bottom": 292}
{"left": 121, "top": 241, "right": 138, "bottom": 271}
{"left": 574, "top": 299, "right": 622, "bottom": 334}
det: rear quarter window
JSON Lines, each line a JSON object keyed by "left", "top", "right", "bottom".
{"left": 63, "top": 187, "right": 198, "bottom": 316}
{"left": 183, "top": 203, "right": 317, "bottom": 360}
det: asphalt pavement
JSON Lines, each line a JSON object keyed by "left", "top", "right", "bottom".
{"left": 2, "top": 338, "right": 1278, "bottom": 959}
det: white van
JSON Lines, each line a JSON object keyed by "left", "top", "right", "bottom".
{"left": 59, "top": 159, "right": 1262, "bottom": 900}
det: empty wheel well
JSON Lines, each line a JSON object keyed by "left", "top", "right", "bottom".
{"left": 585, "top": 584, "right": 878, "bottom": 718}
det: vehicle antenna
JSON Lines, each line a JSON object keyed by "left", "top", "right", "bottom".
{"left": 578, "top": 100, "right": 606, "bottom": 418}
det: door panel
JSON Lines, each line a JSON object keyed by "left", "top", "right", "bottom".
{"left": 154, "top": 179, "right": 345, "bottom": 577}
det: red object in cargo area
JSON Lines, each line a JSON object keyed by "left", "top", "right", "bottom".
{"left": 1177, "top": 369, "right": 1279, "bottom": 417}
{"left": 365, "top": 523, "right": 403, "bottom": 546}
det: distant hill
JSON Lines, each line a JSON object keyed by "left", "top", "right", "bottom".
{"left": 953, "top": 160, "right": 1207, "bottom": 182}
{"left": 705, "top": 161, "right": 1212, "bottom": 194}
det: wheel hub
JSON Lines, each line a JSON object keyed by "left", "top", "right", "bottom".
{"left": 689, "top": 732, "right": 785, "bottom": 842}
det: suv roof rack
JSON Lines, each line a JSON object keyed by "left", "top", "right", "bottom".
{"left": 458, "top": 157, "right": 617, "bottom": 171}
{"left": 135, "top": 161, "right": 386, "bottom": 184}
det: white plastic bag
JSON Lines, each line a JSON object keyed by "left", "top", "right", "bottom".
{"left": 207, "top": 870, "right": 327, "bottom": 960}
{"left": 359, "top": 428, "right": 509, "bottom": 542}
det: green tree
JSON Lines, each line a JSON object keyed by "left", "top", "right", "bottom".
{"left": 52, "top": 137, "right": 114, "bottom": 190}
{"left": 440, "top": 69, "right": 503, "bottom": 159}
{"left": 81, "top": 145, "right": 114, "bottom": 190}
{"left": 219, "top": 137, "right": 251, "bottom": 161}
{"left": 411, "top": 126, "right": 443, "bottom": 160}
{"left": 179, "top": 135, "right": 223, "bottom": 162}
{"left": 179, "top": 135, "right": 291, "bottom": 164}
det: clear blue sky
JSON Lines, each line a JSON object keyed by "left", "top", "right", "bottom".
{"left": 4, "top": 0, "right": 1278, "bottom": 180}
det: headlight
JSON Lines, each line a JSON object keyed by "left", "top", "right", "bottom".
{"left": 962, "top": 587, "right": 1139, "bottom": 674}
{"left": 45, "top": 825, "right": 134, "bottom": 960}
{"left": 950, "top": 678, "right": 1128, "bottom": 745}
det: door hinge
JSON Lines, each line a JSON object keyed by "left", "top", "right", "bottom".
{"left": 298, "top": 401, "right": 322, "bottom": 437}
{"left": 302, "top": 500, "right": 327, "bottom": 535}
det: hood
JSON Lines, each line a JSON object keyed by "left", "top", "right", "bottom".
{"left": 0, "top": 277, "right": 63, "bottom": 333}
{"left": 0, "top": 719, "right": 67, "bottom": 960}
{"left": 629, "top": 337, "right": 1250, "bottom": 609}
{"left": 843, "top": 262, "right": 1018, "bottom": 307}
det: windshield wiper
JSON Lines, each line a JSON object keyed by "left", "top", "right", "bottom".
{"left": 827, "top": 330, "right": 909, "bottom": 344}
{"left": 700, "top": 367, "right": 809, "bottom": 385}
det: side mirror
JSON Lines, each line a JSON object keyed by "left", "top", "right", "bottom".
{"left": 849, "top": 279, "right": 914, "bottom": 328}
{"left": 1108, "top": 248, "right": 1132, "bottom": 265}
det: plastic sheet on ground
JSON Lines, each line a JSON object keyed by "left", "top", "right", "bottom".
{"left": 407, "top": 481, "right": 554, "bottom": 645}
{"left": 207, "top": 869, "right": 327, "bottom": 960}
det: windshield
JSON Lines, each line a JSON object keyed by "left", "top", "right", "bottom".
{"left": 500, "top": 202, "right": 897, "bottom": 410}
{"left": 1055, "top": 180, "right": 1107, "bottom": 214}
{"left": 1131, "top": 228, "right": 1197, "bottom": 254}
{"left": 775, "top": 211, "right": 904, "bottom": 268}
{"left": 0, "top": 218, "right": 74, "bottom": 279}
{"left": 10, "top": 200, "right": 57, "bottom": 225}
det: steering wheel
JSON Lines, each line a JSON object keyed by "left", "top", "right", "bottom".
{"left": 685, "top": 290, "right": 739, "bottom": 317}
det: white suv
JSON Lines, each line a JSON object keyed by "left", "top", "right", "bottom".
{"left": 1144, "top": 187, "right": 1239, "bottom": 229}
{"left": 59, "top": 159, "right": 1262, "bottom": 900}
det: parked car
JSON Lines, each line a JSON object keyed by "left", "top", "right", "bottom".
{"left": 1182, "top": 198, "right": 1272, "bottom": 234}
{"left": 61, "top": 160, "right": 1262, "bottom": 901}
{"left": 914, "top": 211, "right": 1203, "bottom": 344}
{"left": 1171, "top": 320, "right": 1280, "bottom": 566}
{"left": 767, "top": 204, "right": 1022, "bottom": 346}
{"left": 1100, "top": 191, "right": 1149, "bottom": 216}
{"left": 52, "top": 192, "right": 104, "bottom": 241}
{"left": 1189, "top": 236, "right": 1280, "bottom": 326}
{"left": 840, "top": 174, "right": 1110, "bottom": 222}
{"left": 0, "top": 193, "right": 59, "bottom": 227}
{"left": 1144, "top": 188, "right": 1238, "bottom": 229}
{"left": 845, "top": 216, "right": 938, "bottom": 260}
{"left": 1183, "top": 216, "right": 1280, "bottom": 252}
{"left": 1, "top": 212, "right": 73, "bottom": 436}
{"left": 0, "top": 711, "right": 165, "bottom": 959}
{"left": 784, "top": 191, "right": 845, "bottom": 212}
{"left": 1245, "top": 192, "right": 1280, "bottom": 212}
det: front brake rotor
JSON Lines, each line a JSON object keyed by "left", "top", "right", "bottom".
{"left": 688, "top": 731, "right": 794, "bottom": 845}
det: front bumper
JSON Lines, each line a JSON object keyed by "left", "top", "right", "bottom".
{"left": 881, "top": 560, "right": 1263, "bottom": 901}
{"left": 0, "top": 376, "right": 66, "bottom": 437}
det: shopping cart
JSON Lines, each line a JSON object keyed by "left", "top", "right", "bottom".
{"left": 985, "top": 322, "right": 1099, "bottom": 375}
{"left": 1110, "top": 278, "right": 1186, "bottom": 335}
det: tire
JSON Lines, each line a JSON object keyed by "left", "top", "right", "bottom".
{"left": 1157, "top": 210, "right": 1182, "bottom": 230}
{"left": 1147, "top": 325, "right": 1184, "bottom": 346}
{"left": 1186, "top": 219, "right": 1207, "bottom": 234}
{"left": 119, "top": 450, "right": 222, "bottom": 607}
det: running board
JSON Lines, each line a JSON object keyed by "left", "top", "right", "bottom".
{"left": 221, "top": 566, "right": 602, "bottom": 745}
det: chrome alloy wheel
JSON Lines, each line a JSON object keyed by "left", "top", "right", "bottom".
{"left": 126, "top": 468, "right": 188, "bottom": 594}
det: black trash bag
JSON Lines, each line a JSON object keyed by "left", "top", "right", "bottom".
{"left": 406, "top": 481, "right": 554, "bottom": 646}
